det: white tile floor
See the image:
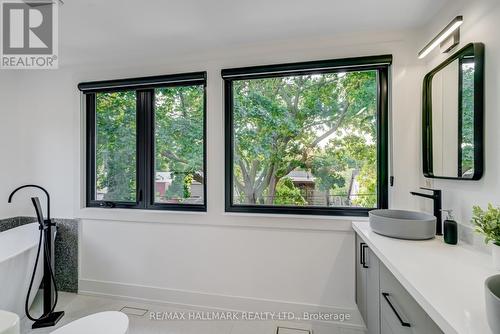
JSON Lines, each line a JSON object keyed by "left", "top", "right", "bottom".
{"left": 21, "top": 292, "right": 365, "bottom": 334}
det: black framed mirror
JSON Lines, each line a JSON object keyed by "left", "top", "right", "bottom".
{"left": 423, "top": 43, "right": 484, "bottom": 180}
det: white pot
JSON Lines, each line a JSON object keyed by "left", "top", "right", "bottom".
{"left": 493, "top": 244, "right": 500, "bottom": 271}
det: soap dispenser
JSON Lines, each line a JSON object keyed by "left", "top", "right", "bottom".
{"left": 442, "top": 209, "right": 458, "bottom": 245}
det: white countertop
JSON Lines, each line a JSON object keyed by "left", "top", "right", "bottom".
{"left": 353, "top": 221, "right": 497, "bottom": 334}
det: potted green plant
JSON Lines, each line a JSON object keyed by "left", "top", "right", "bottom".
{"left": 472, "top": 204, "right": 500, "bottom": 270}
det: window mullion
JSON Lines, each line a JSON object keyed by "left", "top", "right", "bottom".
{"left": 136, "top": 90, "right": 153, "bottom": 209}
{"left": 144, "top": 90, "right": 154, "bottom": 209}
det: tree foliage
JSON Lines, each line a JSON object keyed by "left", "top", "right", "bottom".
{"left": 232, "top": 71, "right": 378, "bottom": 207}
{"left": 155, "top": 86, "right": 204, "bottom": 202}
{"left": 273, "top": 178, "right": 307, "bottom": 206}
{"left": 95, "top": 86, "right": 204, "bottom": 203}
{"left": 96, "top": 91, "right": 137, "bottom": 201}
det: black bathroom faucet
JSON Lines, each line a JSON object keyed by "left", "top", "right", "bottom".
{"left": 410, "top": 187, "right": 442, "bottom": 236}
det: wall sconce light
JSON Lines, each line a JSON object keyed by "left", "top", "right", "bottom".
{"left": 418, "top": 16, "right": 463, "bottom": 59}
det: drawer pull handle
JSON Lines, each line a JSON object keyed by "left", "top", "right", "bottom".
{"left": 361, "top": 243, "right": 369, "bottom": 268}
{"left": 382, "top": 292, "right": 411, "bottom": 328}
{"left": 359, "top": 242, "right": 365, "bottom": 265}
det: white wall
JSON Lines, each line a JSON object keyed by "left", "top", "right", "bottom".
{"left": 0, "top": 28, "right": 425, "bottom": 315}
{"left": 0, "top": 72, "right": 45, "bottom": 218}
{"left": 0, "top": 72, "right": 19, "bottom": 217}
{"left": 419, "top": 0, "right": 500, "bottom": 248}
{"left": 431, "top": 60, "right": 459, "bottom": 176}
{"left": 0, "top": 71, "right": 76, "bottom": 219}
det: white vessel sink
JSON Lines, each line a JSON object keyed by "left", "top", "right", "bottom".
{"left": 485, "top": 274, "right": 500, "bottom": 334}
{"left": 369, "top": 209, "right": 436, "bottom": 240}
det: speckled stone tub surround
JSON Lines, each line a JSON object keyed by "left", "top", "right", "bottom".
{"left": 0, "top": 217, "right": 79, "bottom": 293}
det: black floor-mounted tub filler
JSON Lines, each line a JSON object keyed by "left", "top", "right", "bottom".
{"left": 8, "top": 184, "right": 65, "bottom": 329}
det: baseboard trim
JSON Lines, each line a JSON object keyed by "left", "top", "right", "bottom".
{"left": 79, "top": 279, "right": 364, "bottom": 329}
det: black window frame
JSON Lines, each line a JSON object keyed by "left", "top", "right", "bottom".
{"left": 79, "top": 72, "right": 207, "bottom": 212}
{"left": 222, "top": 56, "right": 391, "bottom": 216}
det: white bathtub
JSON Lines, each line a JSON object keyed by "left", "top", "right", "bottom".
{"left": 0, "top": 223, "right": 43, "bottom": 317}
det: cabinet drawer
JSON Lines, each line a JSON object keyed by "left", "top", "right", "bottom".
{"left": 380, "top": 263, "right": 443, "bottom": 334}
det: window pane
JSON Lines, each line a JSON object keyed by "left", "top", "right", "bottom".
{"left": 154, "top": 86, "right": 204, "bottom": 205}
{"left": 232, "top": 71, "right": 378, "bottom": 208}
{"left": 95, "top": 91, "right": 137, "bottom": 202}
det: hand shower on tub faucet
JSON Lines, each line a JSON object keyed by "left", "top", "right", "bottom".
{"left": 31, "top": 197, "right": 48, "bottom": 230}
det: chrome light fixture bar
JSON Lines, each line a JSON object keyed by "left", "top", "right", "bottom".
{"left": 418, "top": 16, "right": 463, "bottom": 59}
{"left": 23, "top": 0, "right": 64, "bottom": 5}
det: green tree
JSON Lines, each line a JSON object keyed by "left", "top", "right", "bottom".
{"left": 233, "top": 71, "right": 377, "bottom": 206}
{"left": 273, "top": 177, "right": 307, "bottom": 205}
{"left": 96, "top": 91, "right": 137, "bottom": 201}
{"left": 155, "top": 85, "right": 205, "bottom": 201}
{"left": 165, "top": 175, "right": 184, "bottom": 199}
{"left": 95, "top": 86, "right": 205, "bottom": 203}
{"left": 324, "top": 134, "right": 377, "bottom": 207}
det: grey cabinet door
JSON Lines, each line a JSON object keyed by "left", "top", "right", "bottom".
{"left": 380, "top": 263, "right": 443, "bottom": 334}
{"left": 356, "top": 235, "right": 367, "bottom": 321}
{"left": 355, "top": 236, "right": 380, "bottom": 334}
{"left": 365, "top": 247, "right": 380, "bottom": 334}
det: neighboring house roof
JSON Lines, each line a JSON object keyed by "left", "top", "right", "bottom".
{"left": 156, "top": 172, "right": 173, "bottom": 181}
{"left": 155, "top": 172, "right": 202, "bottom": 185}
{"left": 286, "top": 170, "right": 316, "bottom": 184}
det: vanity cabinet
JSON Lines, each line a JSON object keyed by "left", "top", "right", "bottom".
{"left": 379, "top": 263, "right": 443, "bottom": 334}
{"left": 355, "top": 235, "right": 380, "bottom": 334}
{"left": 356, "top": 236, "right": 443, "bottom": 334}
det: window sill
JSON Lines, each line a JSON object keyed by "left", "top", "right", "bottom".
{"left": 223, "top": 211, "right": 368, "bottom": 221}
{"left": 77, "top": 207, "right": 206, "bottom": 219}
{"left": 76, "top": 207, "right": 364, "bottom": 232}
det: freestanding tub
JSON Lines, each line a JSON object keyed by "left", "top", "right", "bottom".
{"left": 0, "top": 223, "right": 43, "bottom": 318}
